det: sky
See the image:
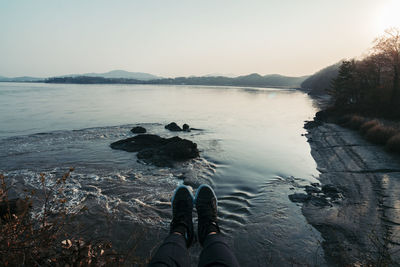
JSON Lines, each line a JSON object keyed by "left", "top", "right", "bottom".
{"left": 1, "top": 0, "right": 400, "bottom": 78}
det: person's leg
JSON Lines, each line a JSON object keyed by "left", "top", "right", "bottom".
{"left": 149, "top": 233, "right": 190, "bottom": 267}
{"left": 198, "top": 234, "right": 240, "bottom": 267}
{"left": 149, "top": 185, "right": 195, "bottom": 267}
{"left": 195, "top": 185, "right": 240, "bottom": 267}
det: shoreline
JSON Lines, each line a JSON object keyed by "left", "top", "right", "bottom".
{"left": 304, "top": 118, "right": 400, "bottom": 265}
{"left": 0, "top": 80, "right": 301, "bottom": 90}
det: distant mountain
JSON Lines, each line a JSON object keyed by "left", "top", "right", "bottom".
{"left": 202, "top": 73, "right": 237, "bottom": 78}
{"left": 0, "top": 76, "right": 43, "bottom": 82}
{"left": 301, "top": 62, "right": 341, "bottom": 95}
{"left": 47, "top": 73, "right": 309, "bottom": 88}
{"left": 61, "top": 70, "right": 162, "bottom": 81}
{"left": 233, "top": 73, "right": 309, "bottom": 87}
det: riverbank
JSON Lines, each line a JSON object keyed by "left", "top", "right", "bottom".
{"left": 304, "top": 120, "right": 400, "bottom": 265}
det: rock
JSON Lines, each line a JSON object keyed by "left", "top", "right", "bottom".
{"left": 315, "top": 110, "right": 329, "bottom": 122}
{"left": 304, "top": 120, "right": 320, "bottom": 130}
{"left": 305, "top": 185, "right": 321, "bottom": 194}
{"left": 309, "top": 196, "right": 331, "bottom": 207}
{"left": 182, "top": 124, "right": 190, "bottom": 132}
{"left": 316, "top": 184, "right": 344, "bottom": 200}
{"left": 111, "top": 134, "right": 164, "bottom": 152}
{"left": 110, "top": 134, "right": 199, "bottom": 167}
{"left": 165, "top": 122, "right": 182, "bottom": 132}
{"left": 159, "top": 137, "right": 199, "bottom": 159}
{"left": 289, "top": 193, "right": 310, "bottom": 203}
{"left": 322, "top": 184, "right": 340, "bottom": 195}
{"left": 131, "top": 126, "right": 147, "bottom": 134}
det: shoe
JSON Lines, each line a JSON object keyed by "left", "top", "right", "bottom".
{"left": 195, "top": 184, "right": 220, "bottom": 246}
{"left": 170, "top": 185, "right": 194, "bottom": 247}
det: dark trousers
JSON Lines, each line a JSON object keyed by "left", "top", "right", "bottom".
{"left": 149, "top": 233, "right": 240, "bottom": 267}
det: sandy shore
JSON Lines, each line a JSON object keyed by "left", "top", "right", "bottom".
{"left": 304, "top": 121, "right": 400, "bottom": 265}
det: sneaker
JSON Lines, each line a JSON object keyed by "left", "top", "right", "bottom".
{"left": 170, "top": 185, "right": 194, "bottom": 247}
{"left": 195, "top": 184, "right": 220, "bottom": 246}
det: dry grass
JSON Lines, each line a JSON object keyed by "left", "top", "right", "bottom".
{"left": 360, "top": 120, "right": 380, "bottom": 134}
{"left": 338, "top": 114, "right": 400, "bottom": 154}
{"left": 0, "top": 171, "right": 123, "bottom": 266}
{"left": 365, "top": 124, "right": 398, "bottom": 145}
{"left": 386, "top": 134, "right": 400, "bottom": 153}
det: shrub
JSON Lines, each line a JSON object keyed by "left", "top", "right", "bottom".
{"left": 386, "top": 134, "right": 400, "bottom": 153}
{"left": 365, "top": 125, "right": 398, "bottom": 145}
{"left": 360, "top": 120, "right": 380, "bottom": 134}
{"left": 0, "top": 171, "right": 121, "bottom": 266}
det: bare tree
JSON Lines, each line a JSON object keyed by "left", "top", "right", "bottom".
{"left": 372, "top": 28, "right": 400, "bottom": 106}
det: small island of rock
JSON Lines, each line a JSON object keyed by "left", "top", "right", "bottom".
{"left": 110, "top": 134, "right": 199, "bottom": 167}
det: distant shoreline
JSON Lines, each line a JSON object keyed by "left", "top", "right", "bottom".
{"left": 0, "top": 72, "right": 308, "bottom": 89}
{"left": 0, "top": 80, "right": 303, "bottom": 90}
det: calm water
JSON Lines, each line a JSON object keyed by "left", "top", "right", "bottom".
{"left": 0, "top": 82, "right": 325, "bottom": 266}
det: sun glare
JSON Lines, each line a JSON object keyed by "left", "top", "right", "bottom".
{"left": 377, "top": 0, "right": 400, "bottom": 32}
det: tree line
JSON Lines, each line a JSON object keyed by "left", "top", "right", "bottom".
{"left": 46, "top": 73, "right": 307, "bottom": 88}
{"left": 330, "top": 28, "right": 400, "bottom": 118}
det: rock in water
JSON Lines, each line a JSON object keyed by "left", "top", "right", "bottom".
{"left": 165, "top": 122, "right": 182, "bottom": 131}
{"left": 131, "top": 126, "right": 147, "bottom": 134}
{"left": 110, "top": 134, "right": 199, "bottom": 167}
{"left": 182, "top": 124, "right": 190, "bottom": 132}
{"left": 288, "top": 193, "right": 310, "bottom": 203}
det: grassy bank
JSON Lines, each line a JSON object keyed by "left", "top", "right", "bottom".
{"left": 312, "top": 109, "right": 400, "bottom": 154}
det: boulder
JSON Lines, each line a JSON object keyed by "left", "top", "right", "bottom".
{"left": 165, "top": 122, "right": 182, "bottom": 132}
{"left": 111, "top": 134, "right": 164, "bottom": 152}
{"left": 321, "top": 184, "right": 340, "bottom": 195}
{"left": 131, "top": 126, "right": 147, "bottom": 134}
{"left": 288, "top": 193, "right": 310, "bottom": 203}
{"left": 110, "top": 134, "right": 199, "bottom": 167}
{"left": 183, "top": 124, "right": 190, "bottom": 132}
{"left": 304, "top": 185, "right": 321, "bottom": 194}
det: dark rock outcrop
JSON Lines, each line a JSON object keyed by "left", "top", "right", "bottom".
{"left": 110, "top": 134, "right": 199, "bottom": 167}
{"left": 182, "top": 124, "right": 190, "bottom": 132}
{"left": 304, "top": 185, "right": 321, "bottom": 194}
{"left": 165, "top": 122, "right": 182, "bottom": 132}
{"left": 289, "top": 183, "right": 343, "bottom": 207}
{"left": 288, "top": 193, "right": 310, "bottom": 203}
{"left": 131, "top": 126, "right": 147, "bottom": 134}
{"left": 304, "top": 120, "right": 321, "bottom": 130}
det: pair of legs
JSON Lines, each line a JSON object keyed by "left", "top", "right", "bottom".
{"left": 149, "top": 185, "right": 240, "bottom": 267}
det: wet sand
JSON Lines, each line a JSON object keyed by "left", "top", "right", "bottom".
{"left": 304, "top": 122, "right": 400, "bottom": 265}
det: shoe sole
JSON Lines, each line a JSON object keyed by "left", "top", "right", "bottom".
{"left": 194, "top": 184, "right": 218, "bottom": 210}
{"left": 171, "top": 185, "right": 194, "bottom": 207}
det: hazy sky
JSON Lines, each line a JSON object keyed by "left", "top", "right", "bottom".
{"left": 1, "top": 0, "right": 399, "bottom": 78}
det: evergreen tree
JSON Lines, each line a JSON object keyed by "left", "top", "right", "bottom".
{"left": 331, "top": 60, "right": 357, "bottom": 107}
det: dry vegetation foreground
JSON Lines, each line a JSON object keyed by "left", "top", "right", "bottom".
{"left": 305, "top": 122, "right": 400, "bottom": 266}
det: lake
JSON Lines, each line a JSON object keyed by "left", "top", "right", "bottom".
{"left": 0, "top": 82, "right": 325, "bottom": 266}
